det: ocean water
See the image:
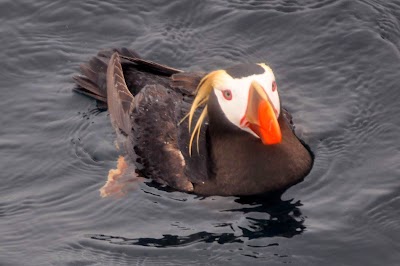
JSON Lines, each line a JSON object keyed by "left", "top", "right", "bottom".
{"left": 1, "top": 0, "right": 399, "bottom": 265}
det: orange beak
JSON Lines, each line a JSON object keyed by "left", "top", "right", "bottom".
{"left": 243, "top": 81, "right": 282, "bottom": 145}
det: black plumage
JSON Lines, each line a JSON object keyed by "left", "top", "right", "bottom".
{"left": 225, "top": 63, "right": 265, "bottom": 79}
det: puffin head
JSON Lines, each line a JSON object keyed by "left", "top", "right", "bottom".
{"left": 188, "top": 63, "right": 282, "bottom": 154}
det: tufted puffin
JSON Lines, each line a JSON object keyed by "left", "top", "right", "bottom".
{"left": 73, "top": 48, "right": 313, "bottom": 196}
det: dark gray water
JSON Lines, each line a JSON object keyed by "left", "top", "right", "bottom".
{"left": 1, "top": 0, "right": 400, "bottom": 265}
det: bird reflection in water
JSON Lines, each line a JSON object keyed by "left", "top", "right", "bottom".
{"left": 88, "top": 195, "right": 305, "bottom": 247}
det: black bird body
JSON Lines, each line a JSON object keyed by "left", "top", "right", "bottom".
{"left": 74, "top": 48, "right": 313, "bottom": 196}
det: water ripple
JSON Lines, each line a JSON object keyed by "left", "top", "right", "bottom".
{"left": 1, "top": 0, "right": 400, "bottom": 265}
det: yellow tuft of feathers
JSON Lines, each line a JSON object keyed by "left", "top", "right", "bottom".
{"left": 185, "top": 69, "right": 230, "bottom": 155}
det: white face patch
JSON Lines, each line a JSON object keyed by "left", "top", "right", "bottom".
{"left": 213, "top": 64, "right": 280, "bottom": 137}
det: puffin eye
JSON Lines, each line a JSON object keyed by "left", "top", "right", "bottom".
{"left": 272, "top": 81, "right": 277, "bottom": 92}
{"left": 222, "top": 89, "right": 232, "bottom": 100}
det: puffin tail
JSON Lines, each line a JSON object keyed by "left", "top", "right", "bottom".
{"left": 73, "top": 48, "right": 141, "bottom": 110}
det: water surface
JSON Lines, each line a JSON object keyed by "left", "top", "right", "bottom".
{"left": 1, "top": 0, "right": 399, "bottom": 265}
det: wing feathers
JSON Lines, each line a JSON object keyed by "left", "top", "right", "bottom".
{"left": 120, "top": 55, "right": 183, "bottom": 76}
{"left": 170, "top": 72, "right": 205, "bottom": 95}
{"left": 106, "top": 52, "right": 135, "bottom": 135}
